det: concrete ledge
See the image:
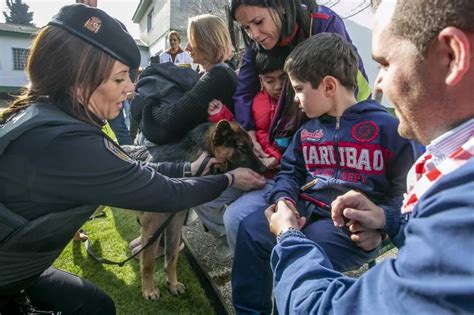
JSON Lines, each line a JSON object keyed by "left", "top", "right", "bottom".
{"left": 182, "top": 217, "right": 234, "bottom": 314}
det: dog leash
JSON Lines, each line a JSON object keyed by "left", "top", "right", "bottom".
{"left": 84, "top": 138, "right": 210, "bottom": 266}
{"left": 85, "top": 213, "right": 176, "bottom": 266}
{"left": 195, "top": 154, "right": 213, "bottom": 176}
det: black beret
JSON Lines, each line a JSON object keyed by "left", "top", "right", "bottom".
{"left": 48, "top": 4, "right": 141, "bottom": 69}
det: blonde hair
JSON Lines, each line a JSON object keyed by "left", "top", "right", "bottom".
{"left": 187, "top": 14, "right": 233, "bottom": 65}
{"left": 168, "top": 30, "right": 181, "bottom": 43}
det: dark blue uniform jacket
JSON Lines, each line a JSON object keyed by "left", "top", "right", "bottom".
{"left": 0, "top": 103, "right": 228, "bottom": 295}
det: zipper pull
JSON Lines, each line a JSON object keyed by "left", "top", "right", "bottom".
{"left": 336, "top": 116, "right": 341, "bottom": 129}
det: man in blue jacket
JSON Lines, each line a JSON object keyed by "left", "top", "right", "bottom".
{"left": 265, "top": 0, "right": 474, "bottom": 314}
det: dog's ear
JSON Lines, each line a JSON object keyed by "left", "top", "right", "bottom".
{"left": 213, "top": 120, "right": 233, "bottom": 145}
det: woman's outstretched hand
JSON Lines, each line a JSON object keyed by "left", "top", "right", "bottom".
{"left": 226, "top": 167, "right": 266, "bottom": 191}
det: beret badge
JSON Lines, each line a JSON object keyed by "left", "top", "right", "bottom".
{"left": 84, "top": 16, "right": 102, "bottom": 33}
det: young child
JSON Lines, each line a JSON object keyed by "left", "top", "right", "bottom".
{"left": 231, "top": 32, "right": 422, "bottom": 310}
{"left": 208, "top": 49, "right": 288, "bottom": 172}
{"left": 251, "top": 49, "right": 288, "bottom": 171}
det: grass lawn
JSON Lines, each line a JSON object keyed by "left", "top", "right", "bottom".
{"left": 53, "top": 207, "right": 215, "bottom": 315}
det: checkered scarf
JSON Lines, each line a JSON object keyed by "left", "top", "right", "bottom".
{"left": 402, "top": 136, "right": 474, "bottom": 214}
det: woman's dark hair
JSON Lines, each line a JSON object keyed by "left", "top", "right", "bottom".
{"left": 255, "top": 46, "right": 291, "bottom": 75}
{"left": 2, "top": 25, "right": 116, "bottom": 124}
{"left": 230, "top": 0, "right": 317, "bottom": 50}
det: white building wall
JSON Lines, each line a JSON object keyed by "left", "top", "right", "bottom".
{"left": 330, "top": 3, "right": 392, "bottom": 108}
{"left": 138, "top": 47, "right": 151, "bottom": 68}
{"left": 0, "top": 35, "right": 31, "bottom": 89}
{"left": 143, "top": 0, "right": 171, "bottom": 57}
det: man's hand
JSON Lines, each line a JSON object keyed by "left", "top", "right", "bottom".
{"left": 331, "top": 190, "right": 386, "bottom": 229}
{"left": 247, "top": 130, "right": 269, "bottom": 158}
{"left": 264, "top": 200, "right": 306, "bottom": 236}
{"left": 347, "top": 220, "right": 382, "bottom": 251}
{"left": 227, "top": 168, "right": 266, "bottom": 191}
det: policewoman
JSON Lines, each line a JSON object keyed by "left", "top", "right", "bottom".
{"left": 0, "top": 4, "right": 264, "bottom": 314}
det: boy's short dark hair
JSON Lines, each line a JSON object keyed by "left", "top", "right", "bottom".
{"left": 284, "top": 33, "right": 358, "bottom": 90}
{"left": 255, "top": 46, "right": 291, "bottom": 75}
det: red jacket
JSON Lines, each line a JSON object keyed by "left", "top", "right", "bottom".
{"left": 252, "top": 90, "right": 282, "bottom": 161}
{"left": 208, "top": 104, "right": 235, "bottom": 123}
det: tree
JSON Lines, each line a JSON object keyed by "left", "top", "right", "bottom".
{"left": 3, "top": 0, "right": 34, "bottom": 26}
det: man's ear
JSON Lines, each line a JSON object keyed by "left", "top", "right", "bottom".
{"left": 438, "top": 27, "right": 471, "bottom": 86}
{"left": 213, "top": 120, "right": 233, "bottom": 145}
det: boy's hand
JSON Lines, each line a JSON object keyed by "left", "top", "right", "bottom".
{"left": 265, "top": 200, "right": 306, "bottom": 236}
{"left": 208, "top": 99, "right": 223, "bottom": 115}
{"left": 247, "top": 130, "right": 269, "bottom": 158}
{"left": 261, "top": 157, "right": 279, "bottom": 169}
{"left": 331, "top": 190, "right": 385, "bottom": 229}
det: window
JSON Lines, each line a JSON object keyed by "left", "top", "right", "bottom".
{"left": 147, "top": 8, "right": 154, "bottom": 32}
{"left": 12, "top": 48, "right": 30, "bottom": 71}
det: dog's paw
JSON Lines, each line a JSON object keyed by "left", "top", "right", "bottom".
{"left": 167, "top": 281, "right": 186, "bottom": 295}
{"left": 142, "top": 287, "right": 160, "bottom": 301}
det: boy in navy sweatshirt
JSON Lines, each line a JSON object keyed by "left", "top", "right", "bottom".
{"left": 231, "top": 32, "right": 422, "bottom": 313}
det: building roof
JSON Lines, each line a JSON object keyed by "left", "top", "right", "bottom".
{"left": 132, "top": 0, "right": 152, "bottom": 23}
{"left": 0, "top": 22, "right": 39, "bottom": 36}
{"left": 134, "top": 38, "right": 148, "bottom": 48}
{"left": 0, "top": 22, "right": 146, "bottom": 49}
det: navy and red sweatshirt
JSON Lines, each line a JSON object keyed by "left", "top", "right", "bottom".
{"left": 267, "top": 100, "right": 423, "bottom": 236}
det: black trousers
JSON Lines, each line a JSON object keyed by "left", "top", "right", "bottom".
{"left": 20, "top": 268, "right": 115, "bottom": 314}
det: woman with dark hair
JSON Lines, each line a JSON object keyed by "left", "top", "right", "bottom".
{"left": 0, "top": 5, "right": 263, "bottom": 314}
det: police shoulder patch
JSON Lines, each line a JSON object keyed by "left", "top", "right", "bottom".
{"left": 104, "top": 138, "right": 133, "bottom": 162}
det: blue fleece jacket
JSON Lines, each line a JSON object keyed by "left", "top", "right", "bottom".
{"left": 270, "top": 158, "right": 474, "bottom": 315}
{"left": 267, "top": 100, "right": 422, "bottom": 236}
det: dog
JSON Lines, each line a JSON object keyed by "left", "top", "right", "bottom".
{"left": 127, "top": 120, "right": 265, "bottom": 300}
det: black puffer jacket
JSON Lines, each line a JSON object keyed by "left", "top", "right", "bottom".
{"left": 132, "top": 62, "right": 237, "bottom": 145}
